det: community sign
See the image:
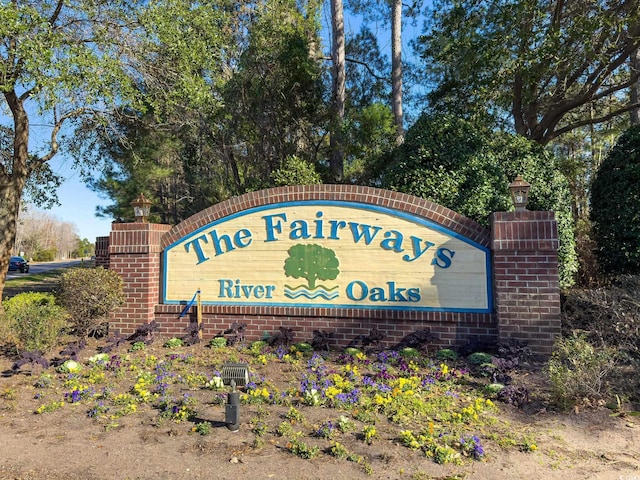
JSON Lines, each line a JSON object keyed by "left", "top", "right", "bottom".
{"left": 162, "top": 201, "right": 492, "bottom": 312}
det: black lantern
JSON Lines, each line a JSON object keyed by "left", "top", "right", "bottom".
{"left": 131, "top": 193, "right": 152, "bottom": 223}
{"left": 508, "top": 176, "right": 531, "bottom": 211}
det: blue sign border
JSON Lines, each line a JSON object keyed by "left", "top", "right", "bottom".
{"left": 162, "top": 200, "right": 493, "bottom": 313}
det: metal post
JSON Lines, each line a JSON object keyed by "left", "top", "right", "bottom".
{"left": 225, "top": 380, "right": 241, "bottom": 432}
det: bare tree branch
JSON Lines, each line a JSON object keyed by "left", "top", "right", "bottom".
{"left": 546, "top": 101, "right": 640, "bottom": 142}
{"left": 321, "top": 55, "right": 389, "bottom": 83}
{"left": 37, "top": 107, "right": 91, "bottom": 165}
{"left": 49, "top": 0, "right": 64, "bottom": 25}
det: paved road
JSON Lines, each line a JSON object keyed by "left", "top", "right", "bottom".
{"left": 6, "top": 259, "right": 84, "bottom": 279}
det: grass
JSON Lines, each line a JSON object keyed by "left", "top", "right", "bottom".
{"left": 5, "top": 269, "right": 67, "bottom": 287}
{"left": 3, "top": 271, "right": 66, "bottom": 300}
{"left": 3, "top": 262, "right": 94, "bottom": 299}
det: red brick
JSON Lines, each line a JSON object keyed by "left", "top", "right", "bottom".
{"left": 103, "top": 187, "right": 560, "bottom": 356}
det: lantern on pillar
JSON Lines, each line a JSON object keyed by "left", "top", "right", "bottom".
{"left": 131, "top": 193, "right": 152, "bottom": 223}
{"left": 508, "top": 176, "right": 531, "bottom": 211}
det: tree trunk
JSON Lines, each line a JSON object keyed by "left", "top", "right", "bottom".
{"left": 631, "top": 47, "right": 640, "bottom": 125}
{"left": 391, "top": 0, "right": 404, "bottom": 145}
{"left": 0, "top": 91, "right": 31, "bottom": 301}
{"left": 330, "top": 0, "right": 345, "bottom": 183}
{"left": 0, "top": 183, "right": 23, "bottom": 298}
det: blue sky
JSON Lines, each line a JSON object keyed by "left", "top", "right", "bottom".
{"left": 46, "top": 155, "right": 114, "bottom": 242}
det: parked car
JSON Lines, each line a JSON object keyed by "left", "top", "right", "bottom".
{"left": 8, "top": 256, "right": 29, "bottom": 273}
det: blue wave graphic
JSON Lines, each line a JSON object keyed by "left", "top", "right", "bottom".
{"left": 285, "top": 284, "right": 339, "bottom": 292}
{"left": 284, "top": 285, "right": 339, "bottom": 301}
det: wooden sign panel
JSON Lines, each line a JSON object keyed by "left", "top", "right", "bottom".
{"left": 162, "top": 201, "right": 492, "bottom": 312}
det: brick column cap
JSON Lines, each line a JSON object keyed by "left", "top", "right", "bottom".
{"left": 109, "top": 222, "right": 172, "bottom": 255}
{"left": 491, "top": 210, "right": 558, "bottom": 251}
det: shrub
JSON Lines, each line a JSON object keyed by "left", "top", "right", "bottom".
{"left": 293, "top": 342, "right": 313, "bottom": 354}
{"left": 436, "top": 349, "right": 458, "bottom": 361}
{"left": 561, "top": 275, "right": 640, "bottom": 401}
{"left": 590, "top": 125, "right": 640, "bottom": 275}
{"left": 399, "top": 347, "right": 420, "bottom": 359}
{"left": 2, "top": 292, "right": 69, "bottom": 352}
{"left": 164, "top": 337, "right": 183, "bottom": 348}
{"left": 56, "top": 267, "right": 125, "bottom": 337}
{"left": 209, "top": 337, "right": 227, "bottom": 348}
{"left": 573, "top": 218, "right": 601, "bottom": 287}
{"left": 249, "top": 340, "right": 268, "bottom": 355}
{"left": 382, "top": 114, "right": 577, "bottom": 287}
{"left": 0, "top": 308, "right": 13, "bottom": 345}
{"left": 271, "top": 155, "right": 322, "bottom": 186}
{"left": 467, "top": 352, "right": 492, "bottom": 366}
{"left": 546, "top": 334, "right": 617, "bottom": 409}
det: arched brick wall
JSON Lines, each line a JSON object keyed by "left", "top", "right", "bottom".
{"left": 107, "top": 185, "right": 560, "bottom": 355}
{"left": 155, "top": 186, "right": 495, "bottom": 351}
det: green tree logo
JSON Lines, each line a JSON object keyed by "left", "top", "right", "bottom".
{"left": 284, "top": 244, "right": 340, "bottom": 289}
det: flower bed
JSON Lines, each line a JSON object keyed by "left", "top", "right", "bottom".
{"left": 6, "top": 338, "right": 539, "bottom": 476}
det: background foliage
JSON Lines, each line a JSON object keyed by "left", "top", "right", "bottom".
{"left": 5, "top": 0, "right": 640, "bottom": 290}
{"left": 417, "top": 0, "right": 640, "bottom": 144}
{"left": 590, "top": 126, "right": 640, "bottom": 275}
{"left": 382, "top": 114, "right": 578, "bottom": 287}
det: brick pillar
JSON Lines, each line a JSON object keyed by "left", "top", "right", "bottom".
{"left": 491, "top": 211, "right": 561, "bottom": 356}
{"left": 94, "top": 235, "right": 110, "bottom": 269}
{"left": 108, "top": 222, "right": 172, "bottom": 335}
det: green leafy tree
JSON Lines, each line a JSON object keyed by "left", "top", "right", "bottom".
{"left": 345, "top": 0, "right": 425, "bottom": 145}
{"left": 632, "top": 47, "right": 640, "bottom": 125}
{"left": 69, "top": 0, "right": 233, "bottom": 224}
{"left": 134, "top": 0, "right": 240, "bottom": 215}
{"left": 73, "top": 238, "right": 95, "bottom": 258}
{"left": 81, "top": 0, "right": 328, "bottom": 221}
{"left": 223, "top": 0, "right": 327, "bottom": 189}
{"left": 590, "top": 125, "right": 640, "bottom": 274}
{"left": 418, "top": 0, "right": 640, "bottom": 144}
{"left": 382, "top": 113, "right": 508, "bottom": 217}
{"left": 552, "top": 122, "right": 625, "bottom": 222}
{"left": 32, "top": 249, "right": 56, "bottom": 262}
{"left": 75, "top": 108, "right": 207, "bottom": 225}
{"left": 342, "top": 29, "right": 397, "bottom": 185}
{"left": 344, "top": 27, "right": 390, "bottom": 111}
{"left": 382, "top": 113, "right": 577, "bottom": 287}
{"left": 284, "top": 244, "right": 340, "bottom": 289}
{"left": 0, "top": 0, "right": 141, "bottom": 300}
{"left": 344, "top": 103, "right": 396, "bottom": 185}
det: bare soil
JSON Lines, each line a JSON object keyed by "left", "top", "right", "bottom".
{"left": 0, "top": 337, "right": 639, "bottom": 480}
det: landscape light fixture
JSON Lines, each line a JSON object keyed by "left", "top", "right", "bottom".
{"left": 221, "top": 363, "right": 250, "bottom": 432}
{"left": 508, "top": 176, "right": 531, "bottom": 211}
{"left": 131, "top": 193, "right": 152, "bottom": 223}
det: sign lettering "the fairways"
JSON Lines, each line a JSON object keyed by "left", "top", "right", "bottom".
{"left": 183, "top": 211, "right": 455, "bottom": 268}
